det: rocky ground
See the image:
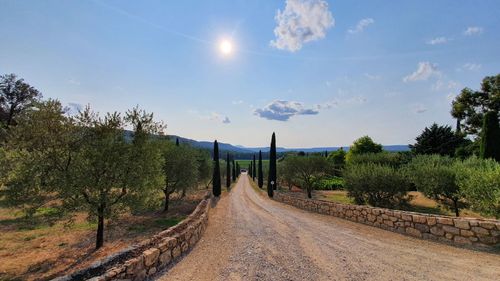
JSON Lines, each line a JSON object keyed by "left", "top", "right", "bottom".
{"left": 156, "top": 174, "right": 500, "bottom": 281}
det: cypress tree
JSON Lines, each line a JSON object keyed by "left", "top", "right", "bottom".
{"left": 267, "top": 132, "right": 277, "bottom": 197}
{"left": 226, "top": 153, "right": 231, "bottom": 189}
{"left": 212, "top": 140, "right": 221, "bottom": 197}
{"left": 480, "top": 111, "right": 500, "bottom": 161}
{"left": 232, "top": 159, "right": 236, "bottom": 182}
{"left": 252, "top": 154, "right": 256, "bottom": 181}
{"left": 258, "top": 150, "right": 263, "bottom": 188}
{"left": 236, "top": 162, "right": 240, "bottom": 176}
{"left": 248, "top": 162, "right": 252, "bottom": 176}
{"left": 176, "top": 138, "right": 180, "bottom": 146}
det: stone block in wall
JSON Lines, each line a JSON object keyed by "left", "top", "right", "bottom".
{"left": 471, "top": 226, "right": 490, "bottom": 236}
{"left": 405, "top": 227, "right": 422, "bottom": 238}
{"left": 125, "top": 256, "right": 144, "bottom": 276}
{"left": 453, "top": 220, "right": 470, "bottom": 230}
{"left": 460, "top": 229, "right": 475, "bottom": 237}
{"left": 454, "top": 236, "right": 472, "bottom": 245}
{"left": 478, "top": 222, "right": 497, "bottom": 230}
{"left": 442, "top": 225, "right": 460, "bottom": 235}
{"left": 143, "top": 248, "right": 160, "bottom": 267}
{"left": 412, "top": 215, "right": 427, "bottom": 224}
{"left": 478, "top": 235, "right": 497, "bottom": 244}
{"left": 436, "top": 217, "right": 453, "bottom": 225}
{"left": 172, "top": 246, "right": 182, "bottom": 258}
{"left": 426, "top": 217, "right": 437, "bottom": 226}
{"left": 401, "top": 214, "right": 412, "bottom": 221}
{"left": 430, "top": 226, "right": 444, "bottom": 236}
{"left": 158, "top": 250, "right": 172, "bottom": 267}
{"left": 414, "top": 223, "right": 429, "bottom": 233}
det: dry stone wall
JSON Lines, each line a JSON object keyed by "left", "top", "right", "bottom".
{"left": 274, "top": 192, "right": 500, "bottom": 249}
{"left": 52, "top": 192, "right": 211, "bottom": 281}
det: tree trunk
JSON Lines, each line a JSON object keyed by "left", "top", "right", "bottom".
{"left": 163, "top": 190, "right": 170, "bottom": 212}
{"left": 180, "top": 187, "right": 186, "bottom": 199}
{"left": 307, "top": 188, "right": 312, "bottom": 199}
{"left": 453, "top": 198, "right": 459, "bottom": 217}
{"left": 95, "top": 205, "right": 104, "bottom": 250}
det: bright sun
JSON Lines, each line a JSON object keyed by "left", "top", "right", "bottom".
{"left": 219, "top": 39, "right": 233, "bottom": 56}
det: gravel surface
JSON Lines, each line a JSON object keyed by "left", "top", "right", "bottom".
{"left": 156, "top": 174, "right": 500, "bottom": 281}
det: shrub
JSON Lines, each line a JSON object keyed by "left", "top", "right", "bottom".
{"left": 344, "top": 163, "right": 411, "bottom": 208}
{"left": 347, "top": 152, "right": 411, "bottom": 167}
{"left": 404, "top": 155, "right": 463, "bottom": 216}
{"left": 316, "top": 176, "right": 344, "bottom": 190}
{"left": 456, "top": 157, "right": 500, "bottom": 218}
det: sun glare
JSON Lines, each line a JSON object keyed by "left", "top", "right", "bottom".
{"left": 219, "top": 39, "right": 233, "bottom": 56}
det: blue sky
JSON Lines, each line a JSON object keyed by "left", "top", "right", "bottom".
{"left": 1, "top": 0, "right": 499, "bottom": 147}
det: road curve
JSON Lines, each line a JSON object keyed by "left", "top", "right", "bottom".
{"left": 156, "top": 174, "right": 500, "bottom": 281}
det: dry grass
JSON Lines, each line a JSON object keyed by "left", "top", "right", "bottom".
{"left": 0, "top": 190, "right": 206, "bottom": 281}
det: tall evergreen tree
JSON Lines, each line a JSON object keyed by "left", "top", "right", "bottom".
{"left": 232, "top": 159, "right": 236, "bottom": 182}
{"left": 252, "top": 154, "right": 256, "bottom": 181}
{"left": 212, "top": 140, "right": 221, "bottom": 197}
{"left": 226, "top": 153, "right": 231, "bottom": 189}
{"left": 480, "top": 111, "right": 500, "bottom": 161}
{"left": 249, "top": 162, "right": 252, "bottom": 177}
{"left": 175, "top": 137, "right": 180, "bottom": 146}
{"left": 236, "top": 162, "right": 240, "bottom": 176}
{"left": 258, "top": 150, "right": 263, "bottom": 188}
{"left": 267, "top": 132, "right": 277, "bottom": 197}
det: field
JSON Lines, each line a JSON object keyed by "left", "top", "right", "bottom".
{"left": 236, "top": 159, "right": 269, "bottom": 169}
{"left": 0, "top": 191, "right": 206, "bottom": 281}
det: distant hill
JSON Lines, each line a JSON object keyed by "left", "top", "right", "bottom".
{"left": 168, "top": 134, "right": 410, "bottom": 153}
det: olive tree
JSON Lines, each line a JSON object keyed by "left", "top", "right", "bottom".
{"left": 282, "top": 156, "right": 330, "bottom": 198}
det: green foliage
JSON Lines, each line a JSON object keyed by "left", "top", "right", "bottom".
{"left": 456, "top": 157, "right": 500, "bottom": 218}
{"left": 316, "top": 177, "right": 344, "bottom": 190}
{"left": 344, "top": 163, "right": 411, "bottom": 208}
{"left": 410, "top": 123, "right": 466, "bottom": 156}
{"left": 0, "top": 73, "right": 42, "bottom": 129}
{"left": 226, "top": 153, "right": 231, "bottom": 189}
{"left": 480, "top": 111, "right": 500, "bottom": 161}
{"left": 258, "top": 150, "right": 263, "bottom": 188}
{"left": 451, "top": 74, "right": 500, "bottom": 136}
{"left": 346, "top": 136, "right": 382, "bottom": 162}
{"left": 279, "top": 155, "right": 330, "bottom": 198}
{"left": 327, "top": 148, "right": 346, "bottom": 174}
{"left": 347, "top": 151, "right": 412, "bottom": 167}
{"left": 404, "top": 155, "right": 463, "bottom": 216}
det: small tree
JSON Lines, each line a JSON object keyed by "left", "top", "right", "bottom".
{"left": 176, "top": 137, "right": 180, "bottom": 146}
{"left": 283, "top": 156, "right": 329, "bottom": 198}
{"left": 212, "top": 140, "right": 221, "bottom": 197}
{"left": 267, "top": 132, "right": 277, "bottom": 197}
{"left": 232, "top": 159, "right": 236, "bottom": 182}
{"left": 405, "top": 155, "right": 463, "bottom": 216}
{"left": 327, "top": 148, "right": 346, "bottom": 175}
{"left": 410, "top": 123, "right": 465, "bottom": 156}
{"left": 0, "top": 73, "right": 42, "bottom": 129}
{"left": 226, "top": 153, "right": 231, "bottom": 189}
{"left": 258, "top": 150, "right": 263, "bottom": 188}
{"left": 348, "top": 136, "right": 382, "bottom": 155}
{"left": 480, "top": 111, "right": 500, "bottom": 161}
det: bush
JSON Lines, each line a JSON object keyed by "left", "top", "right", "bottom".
{"left": 347, "top": 152, "right": 411, "bottom": 167}
{"left": 404, "top": 155, "right": 463, "bottom": 216}
{"left": 344, "top": 163, "right": 411, "bottom": 208}
{"left": 316, "top": 176, "right": 344, "bottom": 190}
{"left": 456, "top": 157, "right": 500, "bottom": 218}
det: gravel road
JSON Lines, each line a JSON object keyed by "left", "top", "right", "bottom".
{"left": 156, "top": 174, "right": 500, "bottom": 281}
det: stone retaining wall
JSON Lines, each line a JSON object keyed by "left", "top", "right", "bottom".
{"left": 274, "top": 192, "right": 500, "bottom": 249}
{"left": 53, "top": 191, "right": 212, "bottom": 281}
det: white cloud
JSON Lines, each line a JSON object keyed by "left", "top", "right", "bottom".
{"left": 348, "top": 18, "right": 374, "bottom": 34}
{"left": 426, "top": 37, "right": 449, "bottom": 45}
{"left": 318, "top": 95, "right": 367, "bottom": 109}
{"left": 432, "top": 79, "right": 460, "bottom": 91}
{"left": 364, "top": 73, "right": 381, "bottom": 80}
{"left": 403, "top": 62, "right": 441, "bottom": 82}
{"left": 464, "top": 26, "right": 483, "bottom": 36}
{"left": 270, "top": 0, "right": 334, "bottom": 52}
{"left": 210, "top": 112, "right": 231, "bottom": 124}
{"left": 232, "top": 100, "right": 244, "bottom": 105}
{"left": 458, "top": 63, "right": 482, "bottom": 71}
{"left": 254, "top": 100, "right": 319, "bottom": 121}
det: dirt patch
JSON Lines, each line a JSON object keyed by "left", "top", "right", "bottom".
{"left": 0, "top": 190, "right": 206, "bottom": 281}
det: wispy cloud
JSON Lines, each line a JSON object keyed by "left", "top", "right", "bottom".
{"left": 457, "top": 63, "right": 482, "bottom": 71}
{"left": 364, "top": 73, "right": 381, "bottom": 80}
{"left": 432, "top": 79, "right": 460, "bottom": 92}
{"left": 270, "top": 0, "right": 334, "bottom": 52}
{"left": 348, "top": 18, "right": 374, "bottom": 34}
{"left": 413, "top": 104, "right": 427, "bottom": 114}
{"left": 188, "top": 110, "right": 231, "bottom": 124}
{"left": 232, "top": 100, "right": 244, "bottom": 105}
{"left": 426, "top": 37, "right": 449, "bottom": 45}
{"left": 464, "top": 26, "right": 483, "bottom": 36}
{"left": 254, "top": 100, "right": 319, "bottom": 121}
{"left": 68, "top": 78, "right": 81, "bottom": 86}
{"left": 403, "top": 62, "right": 441, "bottom": 82}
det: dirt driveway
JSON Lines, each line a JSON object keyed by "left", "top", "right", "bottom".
{"left": 156, "top": 174, "right": 500, "bottom": 281}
